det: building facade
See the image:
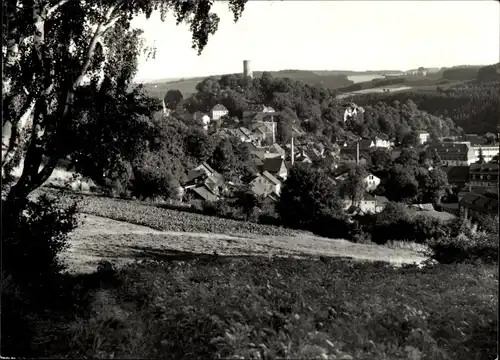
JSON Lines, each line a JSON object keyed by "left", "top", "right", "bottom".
{"left": 468, "top": 163, "right": 499, "bottom": 188}
{"left": 426, "top": 142, "right": 476, "bottom": 166}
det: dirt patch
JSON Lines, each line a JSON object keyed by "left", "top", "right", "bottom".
{"left": 62, "top": 214, "right": 427, "bottom": 274}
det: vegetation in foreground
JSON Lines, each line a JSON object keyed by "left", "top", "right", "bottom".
{"left": 4, "top": 257, "right": 497, "bottom": 360}
{"left": 43, "top": 188, "right": 298, "bottom": 237}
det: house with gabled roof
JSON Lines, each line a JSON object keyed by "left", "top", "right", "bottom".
{"left": 211, "top": 104, "right": 229, "bottom": 121}
{"left": 469, "top": 163, "right": 499, "bottom": 187}
{"left": 268, "top": 143, "right": 286, "bottom": 158}
{"left": 249, "top": 170, "right": 282, "bottom": 198}
{"left": 426, "top": 142, "right": 476, "bottom": 166}
{"left": 262, "top": 157, "right": 288, "bottom": 180}
{"left": 459, "top": 193, "right": 499, "bottom": 220}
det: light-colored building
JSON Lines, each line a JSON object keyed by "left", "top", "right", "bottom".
{"left": 250, "top": 171, "right": 281, "bottom": 197}
{"left": 417, "top": 131, "right": 430, "bottom": 145}
{"left": 210, "top": 104, "right": 229, "bottom": 121}
{"left": 193, "top": 112, "right": 211, "bottom": 130}
{"left": 343, "top": 194, "right": 388, "bottom": 214}
{"left": 470, "top": 145, "right": 499, "bottom": 163}
{"left": 373, "top": 137, "right": 394, "bottom": 148}
{"left": 426, "top": 142, "right": 476, "bottom": 166}
{"left": 334, "top": 171, "right": 380, "bottom": 192}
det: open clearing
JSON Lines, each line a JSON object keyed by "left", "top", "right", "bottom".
{"left": 62, "top": 213, "right": 427, "bottom": 274}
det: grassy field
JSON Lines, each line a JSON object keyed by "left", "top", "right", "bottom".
{"left": 5, "top": 189, "right": 497, "bottom": 359}
{"left": 30, "top": 258, "right": 497, "bottom": 359}
{"left": 61, "top": 212, "right": 428, "bottom": 274}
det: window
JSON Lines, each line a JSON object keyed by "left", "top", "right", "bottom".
{"left": 480, "top": 175, "right": 483, "bottom": 180}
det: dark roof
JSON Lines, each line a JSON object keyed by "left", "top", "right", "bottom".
{"left": 189, "top": 186, "right": 218, "bottom": 202}
{"left": 427, "top": 142, "right": 470, "bottom": 153}
{"left": 460, "top": 193, "right": 499, "bottom": 213}
{"left": 244, "top": 141, "right": 259, "bottom": 152}
{"left": 469, "top": 163, "right": 499, "bottom": 172}
{"left": 465, "top": 134, "right": 487, "bottom": 146}
{"left": 458, "top": 186, "right": 499, "bottom": 196}
{"left": 263, "top": 157, "right": 286, "bottom": 173}
{"left": 186, "top": 169, "right": 207, "bottom": 184}
{"left": 442, "top": 166, "right": 469, "bottom": 183}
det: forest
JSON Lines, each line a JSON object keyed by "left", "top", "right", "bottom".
{"left": 181, "top": 72, "right": 463, "bottom": 145}
{"left": 354, "top": 79, "right": 500, "bottom": 134}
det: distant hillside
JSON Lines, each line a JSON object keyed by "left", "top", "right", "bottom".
{"left": 477, "top": 63, "right": 500, "bottom": 82}
{"left": 442, "top": 65, "right": 486, "bottom": 81}
{"left": 141, "top": 69, "right": 358, "bottom": 100}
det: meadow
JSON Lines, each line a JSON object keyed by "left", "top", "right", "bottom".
{"left": 10, "top": 256, "right": 497, "bottom": 359}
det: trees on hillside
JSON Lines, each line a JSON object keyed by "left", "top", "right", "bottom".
{"left": 277, "top": 164, "right": 343, "bottom": 230}
{"left": 164, "top": 90, "right": 184, "bottom": 111}
{"left": 343, "top": 166, "right": 368, "bottom": 206}
{"left": 2, "top": 0, "right": 249, "bottom": 203}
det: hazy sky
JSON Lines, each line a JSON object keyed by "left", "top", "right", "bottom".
{"left": 132, "top": 1, "right": 499, "bottom": 82}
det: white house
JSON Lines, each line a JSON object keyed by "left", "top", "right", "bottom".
{"left": 470, "top": 145, "right": 499, "bottom": 163}
{"left": 365, "top": 173, "right": 381, "bottom": 191}
{"left": 193, "top": 112, "right": 211, "bottom": 130}
{"left": 417, "top": 131, "right": 430, "bottom": 145}
{"left": 250, "top": 171, "right": 281, "bottom": 197}
{"left": 373, "top": 137, "right": 394, "bottom": 148}
{"left": 211, "top": 104, "right": 229, "bottom": 121}
{"left": 334, "top": 171, "right": 381, "bottom": 192}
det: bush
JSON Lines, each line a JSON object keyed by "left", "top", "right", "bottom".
{"left": 2, "top": 194, "right": 79, "bottom": 284}
{"left": 427, "top": 234, "right": 498, "bottom": 264}
{"left": 2, "top": 193, "right": 79, "bottom": 356}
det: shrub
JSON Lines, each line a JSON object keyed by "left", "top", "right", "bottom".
{"left": 2, "top": 194, "right": 79, "bottom": 284}
{"left": 2, "top": 194, "right": 79, "bottom": 356}
{"left": 427, "top": 234, "right": 498, "bottom": 264}
{"left": 131, "top": 151, "right": 181, "bottom": 201}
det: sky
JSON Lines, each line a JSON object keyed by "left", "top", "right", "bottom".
{"left": 132, "top": 1, "right": 500, "bottom": 82}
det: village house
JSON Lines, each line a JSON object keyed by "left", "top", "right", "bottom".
{"left": 343, "top": 194, "right": 389, "bottom": 215}
{"left": 459, "top": 193, "right": 499, "bottom": 220}
{"left": 249, "top": 171, "right": 282, "bottom": 198}
{"left": 261, "top": 157, "right": 288, "bottom": 180}
{"left": 426, "top": 142, "right": 476, "bottom": 166}
{"left": 265, "top": 143, "right": 286, "bottom": 159}
{"left": 454, "top": 136, "right": 499, "bottom": 163}
{"left": 471, "top": 145, "right": 499, "bottom": 163}
{"left": 374, "top": 137, "right": 394, "bottom": 148}
{"left": 210, "top": 104, "right": 229, "bottom": 121}
{"left": 468, "top": 163, "right": 499, "bottom": 188}
{"left": 333, "top": 169, "right": 381, "bottom": 192}
{"left": 182, "top": 163, "right": 227, "bottom": 202}
{"left": 416, "top": 131, "right": 430, "bottom": 145}
{"left": 193, "top": 112, "right": 211, "bottom": 130}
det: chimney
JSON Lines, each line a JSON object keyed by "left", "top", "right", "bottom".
{"left": 272, "top": 121, "right": 276, "bottom": 144}
{"left": 356, "top": 141, "right": 360, "bottom": 165}
{"left": 291, "top": 136, "right": 295, "bottom": 165}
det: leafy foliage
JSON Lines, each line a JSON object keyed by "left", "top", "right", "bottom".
{"left": 278, "top": 165, "right": 343, "bottom": 232}
{"left": 356, "top": 80, "right": 500, "bottom": 134}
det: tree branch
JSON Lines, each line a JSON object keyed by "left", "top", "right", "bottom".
{"left": 46, "top": 0, "right": 72, "bottom": 19}
{"left": 72, "top": 2, "right": 122, "bottom": 89}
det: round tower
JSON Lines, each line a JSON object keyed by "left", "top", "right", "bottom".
{"left": 243, "top": 60, "right": 253, "bottom": 78}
